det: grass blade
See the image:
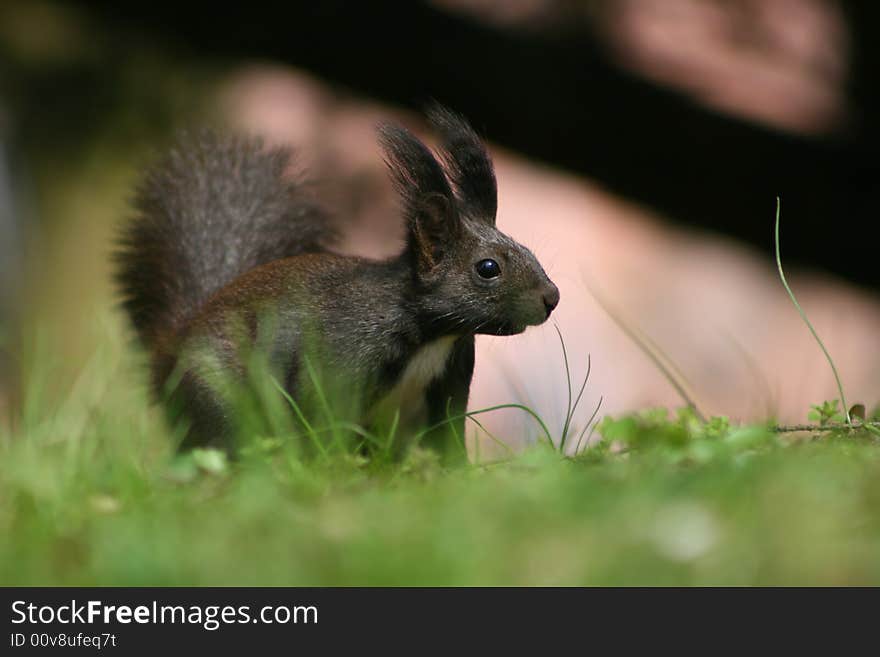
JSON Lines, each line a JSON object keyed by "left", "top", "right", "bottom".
{"left": 774, "top": 198, "right": 850, "bottom": 425}
{"left": 585, "top": 278, "right": 706, "bottom": 422}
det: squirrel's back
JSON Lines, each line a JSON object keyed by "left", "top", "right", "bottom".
{"left": 115, "top": 131, "right": 333, "bottom": 347}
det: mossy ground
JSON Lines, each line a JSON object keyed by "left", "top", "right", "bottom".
{"left": 3, "top": 326, "right": 880, "bottom": 586}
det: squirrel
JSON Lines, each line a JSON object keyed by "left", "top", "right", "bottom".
{"left": 115, "top": 107, "right": 559, "bottom": 462}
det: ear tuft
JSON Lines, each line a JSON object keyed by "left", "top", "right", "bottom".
{"left": 377, "top": 123, "right": 460, "bottom": 272}
{"left": 427, "top": 105, "right": 497, "bottom": 223}
{"left": 378, "top": 123, "right": 456, "bottom": 216}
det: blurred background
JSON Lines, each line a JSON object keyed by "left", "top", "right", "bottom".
{"left": 2, "top": 0, "right": 879, "bottom": 451}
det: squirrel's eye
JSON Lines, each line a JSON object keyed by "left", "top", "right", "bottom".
{"left": 475, "top": 259, "right": 501, "bottom": 279}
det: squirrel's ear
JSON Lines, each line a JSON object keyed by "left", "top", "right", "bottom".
{"left": 427, "top": 105, "right": 497, "bottom": 225}
{"left": 378, "top": 123, "right": 461, "bottom": 272}
{"left": 410, "top": 192, "right": 460, "bottom": 272}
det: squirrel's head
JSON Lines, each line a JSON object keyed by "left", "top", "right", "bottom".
{"left": 379, "top": 107, "right": 559, "bottom": 336}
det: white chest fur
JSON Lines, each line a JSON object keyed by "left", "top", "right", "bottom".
{"left": 372, "top": 336, "right": 457, "bottom": 427}
{"left": 398, "top": 336, "right": 457, "bottom": 392}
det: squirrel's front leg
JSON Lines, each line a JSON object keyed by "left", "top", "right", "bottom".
{"left": 168, "top": 369, "right": 234, "bottom": 451}
{"left": 422, "top": 336, "right": 475, "bottom": 465}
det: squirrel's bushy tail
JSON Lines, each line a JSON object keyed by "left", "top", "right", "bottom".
{"left": 115, "top": 131, "right": 332, "bottom": 346}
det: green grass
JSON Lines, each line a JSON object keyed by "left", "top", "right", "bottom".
{"left": 3, "top": 320, "right": 880, "bottom": 586}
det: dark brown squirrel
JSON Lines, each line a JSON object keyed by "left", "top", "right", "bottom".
{"left": 115, "top": 107, "right": 559, "bottom": 461}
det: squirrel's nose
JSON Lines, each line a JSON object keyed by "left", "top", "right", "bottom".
{"left": 542, "top": 284, "right": 560, "bottom": 317}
